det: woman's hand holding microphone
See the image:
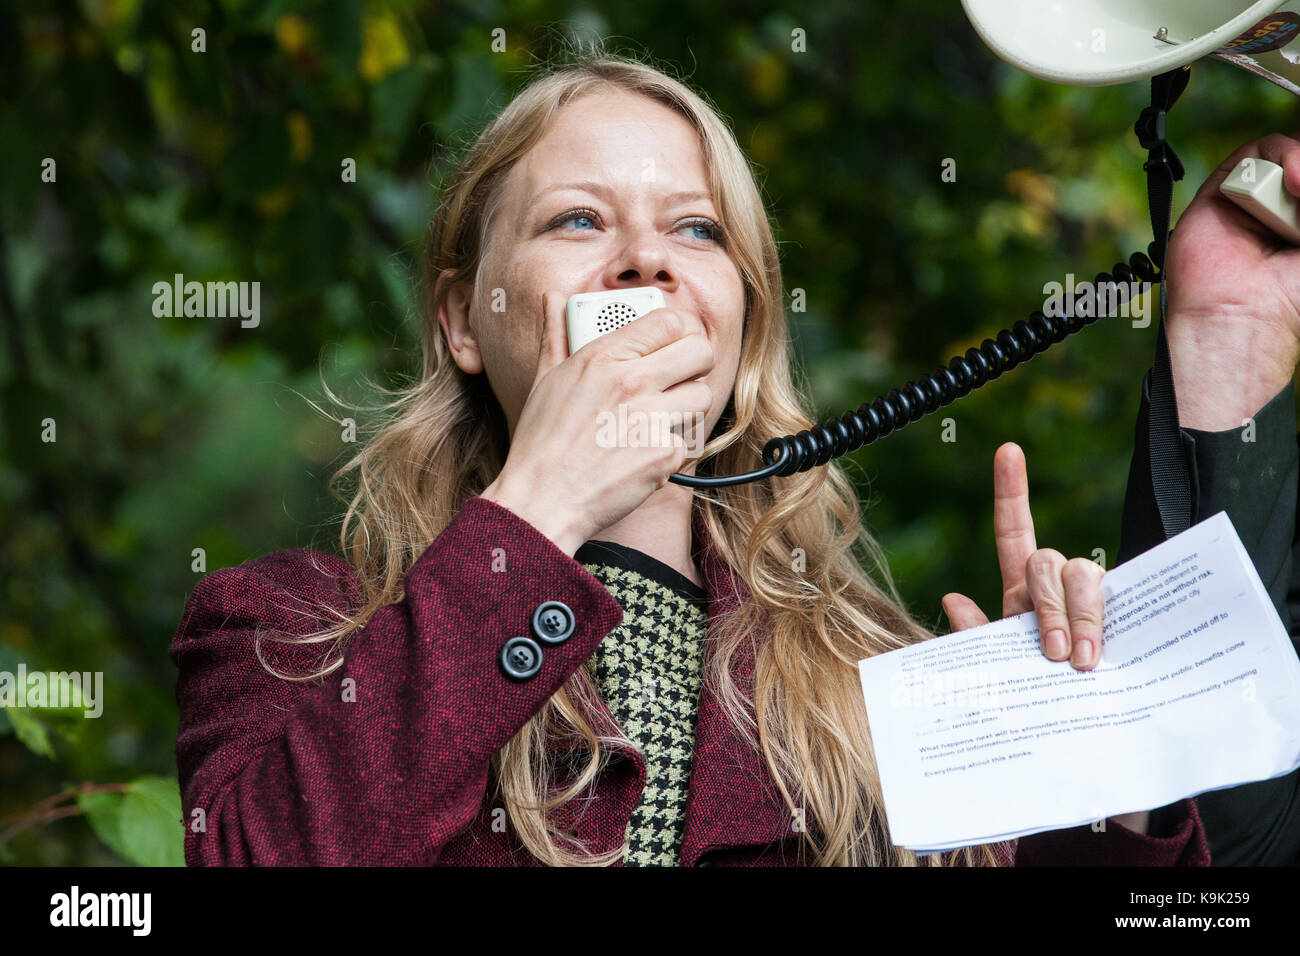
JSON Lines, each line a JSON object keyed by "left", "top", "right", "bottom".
{"left": 481, "top": 292, "right": 714, "bottom": 556}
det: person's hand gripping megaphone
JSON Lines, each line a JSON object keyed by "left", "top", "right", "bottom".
{"left": 1163, "top": 134, "right": 1300, "bottom": 431}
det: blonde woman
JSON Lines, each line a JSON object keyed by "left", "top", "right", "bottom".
{"left": 171, "top": 51, "right": 1208, "bottom": 866}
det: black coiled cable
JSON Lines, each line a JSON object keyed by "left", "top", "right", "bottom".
{"left": 669, "top": 249, "right": 1162, "bottom": 488}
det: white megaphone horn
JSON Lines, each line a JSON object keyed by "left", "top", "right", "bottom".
{"left": 961, "top": 1, "right": 1300, "bottom": 93}
{"left": 962, "top": 1, "right": 1300, "bottom": 243}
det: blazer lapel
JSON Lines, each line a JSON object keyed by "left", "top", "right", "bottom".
{"left": 678, "top": 507, "right": 798, "bottom": 866}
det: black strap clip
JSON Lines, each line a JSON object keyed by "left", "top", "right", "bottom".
{"left": 1135, "top": 107, "right": 1186, "bottom": 181}
{"left": 1133, "top": 106, "right": 1167, "bottom": 150}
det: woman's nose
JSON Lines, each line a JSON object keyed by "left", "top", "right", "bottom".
{"left": 609, "top": 223, "right": 675, "bottom": 287}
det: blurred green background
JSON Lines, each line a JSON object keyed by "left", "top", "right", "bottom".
{"left": 1, "top": 0, "right": 1296, "bottom": 864}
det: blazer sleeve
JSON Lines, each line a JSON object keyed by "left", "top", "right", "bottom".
{"left": 1116, "top": 369, "right": 1300, "bottom": 865}
{"left": 1009, "top": 798, "right": 1209, "bottom": 866}
{"left": 171, "top": 495, "right": 624, "bottom": 865}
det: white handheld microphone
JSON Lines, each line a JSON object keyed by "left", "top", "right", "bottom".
{"left": 1219, "top": 157, "right": 1300, "bottom": 245}
{"left": 565, "top": 287, "right": 666, "bottom": 354}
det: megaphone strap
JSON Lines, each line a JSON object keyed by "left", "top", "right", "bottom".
{"left": 1137, "top": 68, "right": 1192, "bottom": 271}
{"left": 1136, "top": 77, "right": 1189, "bottom": 188}
{"left": 1141, "top": 69, "right": 1196, "bottom": 542}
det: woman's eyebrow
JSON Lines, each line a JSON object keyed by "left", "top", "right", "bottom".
{"left": 531, "top": 181, "right": 714, "bottom": 207}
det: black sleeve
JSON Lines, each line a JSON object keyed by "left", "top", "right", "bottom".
{"left": 1118, "top": 369, "right": 1300, "bottom": 864}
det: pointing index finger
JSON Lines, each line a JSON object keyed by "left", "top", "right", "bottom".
{"left": 993, "top": 442, "right": 1037, "bottom": 606}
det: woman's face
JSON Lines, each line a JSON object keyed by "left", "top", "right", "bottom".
{"left": 439, "top": 88, "right": 746, "bottom": 448}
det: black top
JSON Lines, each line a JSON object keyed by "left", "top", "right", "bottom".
{"left": 574, "top": 539, "right": 710, "bottom": 609}
{"left": 1120, "top": 370, "right": 1300, "bottom": 864}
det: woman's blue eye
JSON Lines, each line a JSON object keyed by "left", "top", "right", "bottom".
{"left": 676, "top": 219, "right": 728, "bottom": 243}
{"left": 550, "top": 209, "right": 599, "bottom": 231}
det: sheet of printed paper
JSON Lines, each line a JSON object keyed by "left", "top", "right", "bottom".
{"left": 857, "top": 510, "right": 1300, "bottom": 853}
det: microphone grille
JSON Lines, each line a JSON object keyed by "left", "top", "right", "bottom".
{"left": 595, "top": 301, "right": 639, "bottom": 334}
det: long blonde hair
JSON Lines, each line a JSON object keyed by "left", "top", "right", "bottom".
{"left": 266, "top": 46, "right": 1001, "bottom": 867}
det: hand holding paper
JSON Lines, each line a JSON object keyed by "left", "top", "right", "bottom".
{"left": 859, "top": 510, "right": 1300, "bottom": 854}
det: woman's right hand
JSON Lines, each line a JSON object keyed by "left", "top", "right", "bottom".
{"left": 480, "top": 290, "right": 715, "bottom": 555}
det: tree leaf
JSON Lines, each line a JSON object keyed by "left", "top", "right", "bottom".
{"left": 77, "top": 776, "right": 185, "bottom": 867}
{"left": 3, "top": 707, "right": 55, "bottom": 759}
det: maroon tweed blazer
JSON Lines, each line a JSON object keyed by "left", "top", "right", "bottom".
{"left": 171, "top": 495, "right": 1211, "bottom": 866}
